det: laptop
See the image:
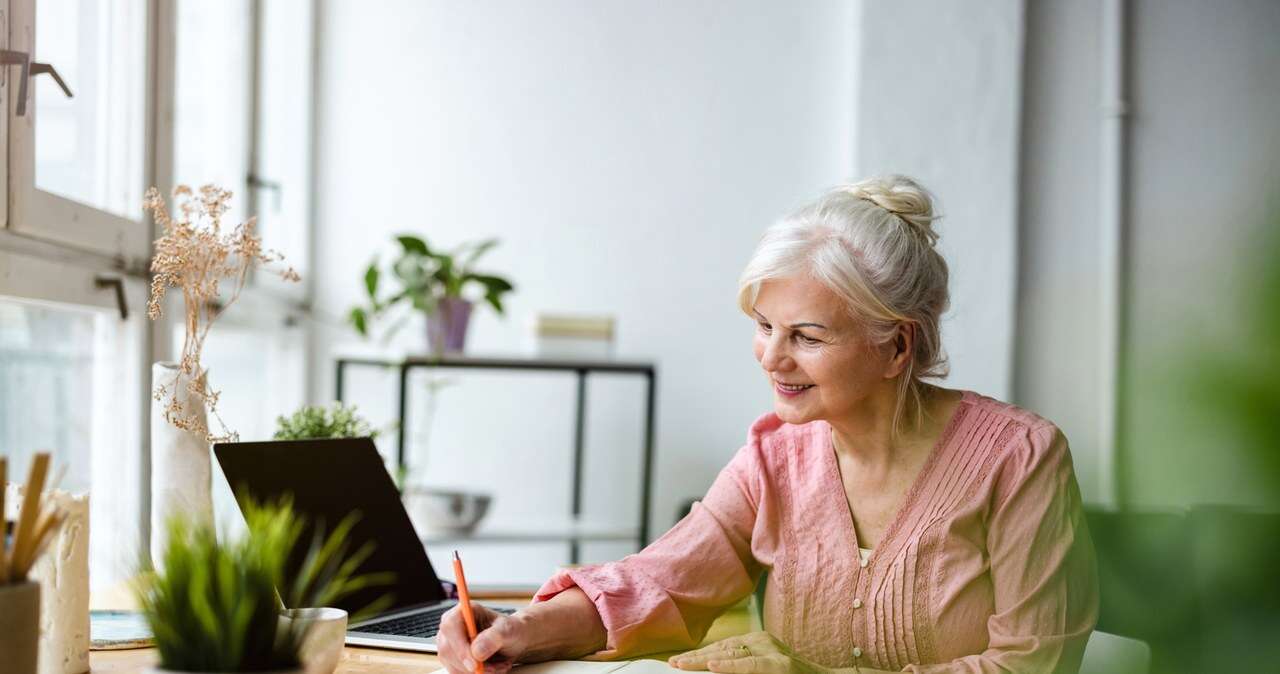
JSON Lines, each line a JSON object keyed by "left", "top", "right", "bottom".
{"left": 213, "top": 437, "right": 516, "bottom": 652}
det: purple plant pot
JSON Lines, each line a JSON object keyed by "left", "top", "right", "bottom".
{"left": 426, "top": 297, "right": 474, "bottom": 354}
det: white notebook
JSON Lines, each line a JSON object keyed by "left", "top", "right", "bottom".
{"left": 515, "top": 660, "right": 678, "bottom": 674}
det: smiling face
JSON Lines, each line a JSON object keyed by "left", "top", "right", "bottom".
{"left": 751, "top": 275, "right": 905, "bottom": 426}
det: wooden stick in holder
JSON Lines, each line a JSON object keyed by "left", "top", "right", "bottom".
{"left": 6, "top": 453, "right": 52, "bottom": 584}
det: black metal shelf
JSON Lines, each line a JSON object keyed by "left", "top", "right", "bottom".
{"left": 335, "top": 353, "right": 657, "bottom": 564}
{"left": 420, "top": 520, "right": 640, "bottom": 545}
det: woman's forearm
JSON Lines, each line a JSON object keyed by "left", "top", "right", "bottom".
{"left": 513, "top": 587, "right": 608, "bottom": 661}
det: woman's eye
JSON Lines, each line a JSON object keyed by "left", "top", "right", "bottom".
{"left": 797, "top": 334, "right": 821, "bottom": 345}
{"left": 757, "top": 322, "right": 772, "bottom": 334}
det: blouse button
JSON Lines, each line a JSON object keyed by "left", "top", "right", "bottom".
{"left": 853, "top": 647, "right": 863, "bottom": 658}
{"left": 852, "top": 598, "right": 862, "bottom": 609}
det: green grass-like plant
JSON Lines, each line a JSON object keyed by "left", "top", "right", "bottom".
{"left": 133, "top": 499, "right": 392, "bottom": 672}
{"left": 273, "top": 402, "right": 378, "bottom": 441}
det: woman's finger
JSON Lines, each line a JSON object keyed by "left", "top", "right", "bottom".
{"left": 670, "top": 637, "right": 750, "bottom": 669}
{"left": 482, "top": 659, "right": 515, "bottom": 674}
{"left": 706, "top": 655, "right": 778, "bottom": 674}
{"left": 437, "top": 607, "right": 474, "bottom": 674}
{"left": 471, "top": 611, "right": 516, "bottom": 661}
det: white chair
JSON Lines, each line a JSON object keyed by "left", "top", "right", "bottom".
{"left": 1079, "top": 630, "right": 1151, "bottom": 674}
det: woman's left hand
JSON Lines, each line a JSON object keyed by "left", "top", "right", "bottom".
{"left": 667, "top": 632, "right": 829, "bottom": 674}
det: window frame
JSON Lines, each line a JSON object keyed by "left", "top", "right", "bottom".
{"left": 0, "top": 0, "right": 318, "bottom": 562}
{"left": 4, "top": 0, "right": 154, "bottom": 264}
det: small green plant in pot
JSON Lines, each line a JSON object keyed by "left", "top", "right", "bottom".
{"left": 273, "top": 402, "right": 408, "bottom": 489}
{"left": 348, "top": 235, "right": 514, "bottom": 354}
{"left": 273, "top": 402, "right": 379, "bottom": 441}
{"left": 133, "top": 498, "right": 391, "bottom": 673}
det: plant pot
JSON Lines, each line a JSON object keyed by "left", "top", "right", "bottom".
{"left": 426, "top": 297, "right": 474, "bottom": 354}
{"left": 280, "top": 607, "right": 347, "bottom": 674}
{"left": 150, "top": 361, "right": 213, "bottom": 565}
{"left": 0, "top": 581, "right": 40, "bottom": 674}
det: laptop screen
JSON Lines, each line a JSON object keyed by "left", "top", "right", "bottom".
{"left": 213, "top": 437, "right": 446, "bottom": 614}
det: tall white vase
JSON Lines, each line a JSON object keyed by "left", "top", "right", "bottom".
{"left": 150, "top": 361, "right": 213, "bottom": 565}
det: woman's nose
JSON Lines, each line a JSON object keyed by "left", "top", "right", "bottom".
{"left": 760, "top": 335, "right": 792, "bottom": 372}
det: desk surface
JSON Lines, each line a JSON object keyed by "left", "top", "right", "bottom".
{"left": 89, "top": 598, "right": 754, "bottom": 673}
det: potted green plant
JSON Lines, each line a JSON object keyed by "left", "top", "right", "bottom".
{"left": 273, "top": 402, "right": 380, "bottom": 442}
{"left": 133, "top": 498, "right": 391, "bottom": 674}
{"left": 348, "top": 235, "right": 514, "bottom": 354}
{"left": 271, "top": 402, "right": 409, "bottom": 490}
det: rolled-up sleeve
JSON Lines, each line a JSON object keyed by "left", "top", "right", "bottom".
{"left": 533, "top": 438, "right": 768, "bottom": 659}
{"left": 906, "top": 423, "right": 1099, "bottom": 674}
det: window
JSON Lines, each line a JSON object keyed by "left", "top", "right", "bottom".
{"left": 0, "top": 253, "right": 148, "bottom": 593}
{"left": 8, "top": 0, "right": 151, "bottom": 260}
{"left": 1, "top": 0, "right": 317, "bottom": 595}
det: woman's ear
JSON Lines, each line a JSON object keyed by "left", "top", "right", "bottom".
{"left": 884, "top": 322, "right": 915, "bottom": 379}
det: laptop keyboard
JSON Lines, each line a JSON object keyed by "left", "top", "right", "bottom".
{"left": 355, "top": 605, "right": 516, "bottom": 639}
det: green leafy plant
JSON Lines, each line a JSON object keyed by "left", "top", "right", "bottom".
{"left": 348, "top": 234, "right": 514, "bottom": 338}
{"left": 133, "top": 498, "right": 392, "bottom": 672}
{"left": 274, "top": 402, "right": 378, "bottom": 441}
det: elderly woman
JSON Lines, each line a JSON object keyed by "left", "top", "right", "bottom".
{"left": 438, "top": 175, "right": 1098, "bottom": 673}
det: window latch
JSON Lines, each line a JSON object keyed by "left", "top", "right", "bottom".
{"left": 31, "top": 62, "right": 74, "bottom": 99}
{"left": 247, "top": 173, "right": 283, "bottom": 211}
{"left": 94, "top": 276, "right": 129, "bottom": 321}
{"left": 0, "top": 50, "right": 31, "bottom": 116}
{"left": 0, "top": 50, "right": 74, "bottom": 116}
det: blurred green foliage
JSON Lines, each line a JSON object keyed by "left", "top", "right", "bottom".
{"left": 1095, "top": 220, "right": 1280, "bottom": 673}
{"left": 133, "top": 498, "right": 392, "bottom": 672}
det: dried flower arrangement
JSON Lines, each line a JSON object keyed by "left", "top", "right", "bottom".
{"left": 0, "top": 453, "right": 65, "bottom": 585}
{"left": 143, "top": 185, "right": 301, "bottom": 443}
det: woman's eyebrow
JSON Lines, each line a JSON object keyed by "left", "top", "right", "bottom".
{"left": 754, "top": 311, "right": 827, "bottom": 331}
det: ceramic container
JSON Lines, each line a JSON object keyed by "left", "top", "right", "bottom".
{"left": 280, "top": 607, "right": 348, "bottom": 674}
{"left": 150, "top": 361, "right": 213, "bottom": 565}
{"left": 0, "top": 581, "right": 41, "bottom": 674}
{"left": 426, "top": 297, "right": 473, "bottom": 354}
{"left": 404, "top": 487, "right": 491, "bottom": 535}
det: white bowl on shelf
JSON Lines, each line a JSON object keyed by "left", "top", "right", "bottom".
{"left": 404, "top": 487, "right": 491, "bottom": 536}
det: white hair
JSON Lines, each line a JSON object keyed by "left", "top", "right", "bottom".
{"left": 737, "top": 174, "right": 951, "bottom": 434}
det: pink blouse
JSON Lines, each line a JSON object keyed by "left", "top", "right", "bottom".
{"left": 535, "top": 390, "right": 1098, "bottom": 672}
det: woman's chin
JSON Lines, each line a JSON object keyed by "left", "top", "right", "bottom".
{"left": 773, "top": 401, "right": 817, "bottom": 425}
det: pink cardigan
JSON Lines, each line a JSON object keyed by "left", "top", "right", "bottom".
{"left": 535, "top": 390, "right": 1098, "bottom": 672}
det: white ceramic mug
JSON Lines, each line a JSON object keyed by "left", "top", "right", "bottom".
{"left": 280, "top": 607, "right": 348, "bottom": 674}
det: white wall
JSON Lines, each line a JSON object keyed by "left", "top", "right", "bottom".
{"left": 312, "top": 0, "right": 858, "bottom": 583}
{"left": 856, "top": 0, "right": 1026, "bottom": 403}
{"left": 1016, "top": 0, "right": 1108, "bottom": 504}
{"left": 1017, "top": 0, "right": 1280, "bottom": 509}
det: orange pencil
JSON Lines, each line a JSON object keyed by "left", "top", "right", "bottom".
{"left": 453, "top": 550, "right": 483, "bottom": 674}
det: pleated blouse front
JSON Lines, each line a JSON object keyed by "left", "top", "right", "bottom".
{"left": 535, "top": 391, "right": 1099, "bottom": 673}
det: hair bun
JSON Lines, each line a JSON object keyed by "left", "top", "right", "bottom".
{"left": 845, "top": 174, "right": 940, "bottom": 245}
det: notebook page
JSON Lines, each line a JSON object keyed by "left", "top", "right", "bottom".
{"left": 515, "top": 659, "right": 679, "bottom": 674}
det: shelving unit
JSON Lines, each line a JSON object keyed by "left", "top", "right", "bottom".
{"left": 335, "top": 354, "right": 657, "bottom": 563}
{"left": 420, "top": 519, "right": 640, "bottom": 546}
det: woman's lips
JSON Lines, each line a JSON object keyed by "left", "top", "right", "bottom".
{"left": 774, "top": 381, "right": 815, "bottom": 397}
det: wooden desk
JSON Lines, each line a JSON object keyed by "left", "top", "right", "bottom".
{"left": 89, "top": 599, "right": 754, "bottom": 673}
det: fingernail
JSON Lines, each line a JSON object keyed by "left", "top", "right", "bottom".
{"left": 464, "top": 659, "right": 475, "bottom": 671}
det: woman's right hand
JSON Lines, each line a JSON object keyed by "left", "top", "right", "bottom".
{"left": 437, "top": 602, "right": 529, "bottom": 674}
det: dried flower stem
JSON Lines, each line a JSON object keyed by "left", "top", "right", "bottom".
{"left": 144, "top": 184, "right": 301, "bottom": 443}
